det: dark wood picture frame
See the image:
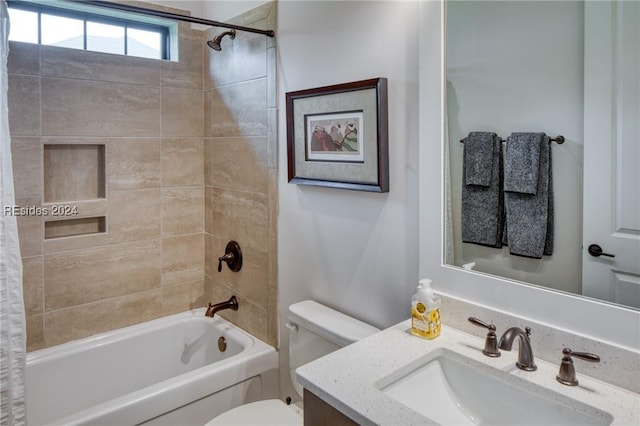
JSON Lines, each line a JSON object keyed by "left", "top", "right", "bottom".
{"left": 286, "top": 78, "right": 389, "bottom": 192}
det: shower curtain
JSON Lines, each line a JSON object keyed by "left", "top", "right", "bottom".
{"left": 0, "top": 1, "right": 27, "bottom": 424}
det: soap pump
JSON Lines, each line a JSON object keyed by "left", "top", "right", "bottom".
{"left": 410, "top": 279, "right": 441, "bottom": 339}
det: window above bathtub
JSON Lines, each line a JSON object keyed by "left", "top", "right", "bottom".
{"left": 7, "top": 0, "right": 176, "bottom": 60}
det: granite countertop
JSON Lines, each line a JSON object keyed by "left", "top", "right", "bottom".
{"left": 296, "top": 320, "right": 639, "bottom": 426}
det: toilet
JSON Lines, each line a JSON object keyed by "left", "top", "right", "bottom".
{"left": 205, "top": 300, "right": 380, "bottom": 425}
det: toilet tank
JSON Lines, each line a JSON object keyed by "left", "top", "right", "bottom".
{"left": 287, "top": 300, "right": 380, "bottom": 398}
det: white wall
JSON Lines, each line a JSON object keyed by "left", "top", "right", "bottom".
{"left": 141, "top": 0, "right": 204, "bottom": 17}
{"left": 202, "top": 1, "right": 266, "bottom": 22}
{"left": 277, "top": 0, "right": 420, "bottom": 401}
{"left": 143, "top": 1, "right": 265, "bottom": 25}
{"left": 446, "top": 1, "right": 584, "bottom": 294}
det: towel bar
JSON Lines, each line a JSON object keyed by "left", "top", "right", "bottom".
{"left": 460, "top": 135, "right": 565, "bottom": 144}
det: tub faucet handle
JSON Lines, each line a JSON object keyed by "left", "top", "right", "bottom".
{"left": 217, "top": 241, "right": 243, "bottom": 272}
{"left": 217, "top": 253, "right": 233, "bottom": 272}
{"left": 468, "top": 317, "right": 500, "bottom": 357}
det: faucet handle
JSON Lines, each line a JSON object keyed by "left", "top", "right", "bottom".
{"left": 468, "top": 317, "right": 501, "bottom": 357}
{"left": 217, "top": 241, "right": 243, "bottom": 273}
{"left": 556, "top": 347, "right": 600, "bottom": 386}
{"left": 217, "top": 253, "right": 234, "bottom": 272}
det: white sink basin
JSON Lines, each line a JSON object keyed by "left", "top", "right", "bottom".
{"left": 376, "top": 348, "right": 613, "bottom": 425}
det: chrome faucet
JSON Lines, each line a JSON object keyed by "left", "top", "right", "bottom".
{"left": 205, "top": 295, "right": 239, "bottom": 318}
{"left": 498, "top": 326, "right": 537, "bottom": 371}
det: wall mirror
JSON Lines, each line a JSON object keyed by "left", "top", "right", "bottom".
{"left": 444, "top": 1, "right": 639, "bottom": 310}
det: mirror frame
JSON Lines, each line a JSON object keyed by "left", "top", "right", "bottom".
{"left": 417, "top": 1, "right": 638, "bottom": 351}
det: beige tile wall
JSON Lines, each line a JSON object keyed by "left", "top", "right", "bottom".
{"left": 8, "top": 1, "right": 277, "bottom": 351}
{"left": 8, "top": 10, "right": 206, "bottom": 350}
{"left": 204, "top": 2, "right": 278, "bottom": 347}
{"left": 8, "top": 1, "right": 278, "bottom": 352}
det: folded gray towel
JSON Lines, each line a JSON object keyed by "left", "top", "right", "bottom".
{"left": 504, "top": 132, "right": 545, "bottom": 194}
{"left": 464, "top": 132, "right": 498, "bottom": 186}
{"left": 504, "top": 134, "right": 554, "bottom": 258}
{"left": 461, "top": 133, "right": 504, "bottom": 248}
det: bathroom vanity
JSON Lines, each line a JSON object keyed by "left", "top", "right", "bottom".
{"left": 297, "top": 318, "right": 639, "bottom": 425}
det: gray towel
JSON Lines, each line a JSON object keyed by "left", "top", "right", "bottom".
{"left": 464, "top": 132, "right": 497, "bottom": 186}
{"left": 504, "top": 132, "right": 544, "bottom": 194}
{"left": 503, "top": 133, "right": 554, "bottom": 258}
{"left": 461, "top": 132, "right": 504, "bottom": 248}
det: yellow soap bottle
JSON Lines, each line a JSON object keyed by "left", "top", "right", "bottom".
{"left": 411, "top": 279, "right": 441, "bottom": 339}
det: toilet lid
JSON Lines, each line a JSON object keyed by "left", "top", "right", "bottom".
{"left": 205, "top": 399, "right": 302, "bottom": 426}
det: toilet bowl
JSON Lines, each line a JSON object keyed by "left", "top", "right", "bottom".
{"left": 205, "top": 300, "right": 379, "bottom": 425}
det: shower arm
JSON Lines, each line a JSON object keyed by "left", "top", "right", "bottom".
{"left": 68, "top": 0, "right": 275, "bottom": 38}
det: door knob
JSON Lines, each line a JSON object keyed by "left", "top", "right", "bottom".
{"left": 587, "top": 244, "right": 615, "bottom": 258}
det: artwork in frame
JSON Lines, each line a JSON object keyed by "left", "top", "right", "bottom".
{"left": 286, "top": 78, "right": 389, "bottom": 192}
{"left": 306, "top": 111, "right": 365, "bottom": 163}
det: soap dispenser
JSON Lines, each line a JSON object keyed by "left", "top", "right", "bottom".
{"left": 411, "top": 279, "right": 441, "bottom": 339}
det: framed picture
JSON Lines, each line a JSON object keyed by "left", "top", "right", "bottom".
{"left": 286, "top": 78, "right": 389, "bottom": 192}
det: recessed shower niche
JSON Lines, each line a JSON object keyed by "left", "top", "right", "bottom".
{"left": 43, "top": 144, "right": 106, "bottom": 240}
{"left": 44, "top": 217, "right": 107, "bottom": 239}
{"left": 44, "top": 144, "right": 106, "bottom": 202}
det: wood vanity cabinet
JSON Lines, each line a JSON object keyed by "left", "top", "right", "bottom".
{"left": 303, "top": 389, "right": 358, "bottom": 426}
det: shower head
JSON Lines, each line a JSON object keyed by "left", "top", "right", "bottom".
{"left": 207, "top": 30, "right": 236, "bottom": 51}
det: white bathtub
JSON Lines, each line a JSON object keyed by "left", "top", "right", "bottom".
{"left": 25, "top": 308, "right": 278, "bottom": 426}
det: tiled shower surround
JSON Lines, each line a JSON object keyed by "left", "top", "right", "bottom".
{"left": 7, "top": 1, "right": 278, "bottom": 351}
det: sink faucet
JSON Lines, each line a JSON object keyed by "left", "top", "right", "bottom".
{"left": 498, "top": 326, "right": 537, "bottom": 371}
{"left": 205, "top": 295, "right": 239, "bottom": 318}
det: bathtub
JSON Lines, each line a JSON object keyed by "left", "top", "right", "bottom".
{"left": 25, "top": 308, "right": 278, "bottom": 426}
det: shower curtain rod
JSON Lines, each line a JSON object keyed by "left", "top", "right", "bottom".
{"left": 68, "top": 0, "right": 275, "bottom": 38}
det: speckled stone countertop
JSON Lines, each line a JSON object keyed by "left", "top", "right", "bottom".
{"left": 296, "top": 321, "right": 639, "bottom": 426}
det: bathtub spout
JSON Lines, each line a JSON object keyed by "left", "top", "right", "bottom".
{"left": 205, "top": 296, "right": 239, "bottom": 318}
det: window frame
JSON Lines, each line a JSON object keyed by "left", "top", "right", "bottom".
{"left": 7, "top": 0, "right": 170, "bottom": 60}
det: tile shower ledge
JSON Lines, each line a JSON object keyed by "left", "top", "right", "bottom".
{"left": 296, "top": 321, "right": 639, "bottom": 426}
